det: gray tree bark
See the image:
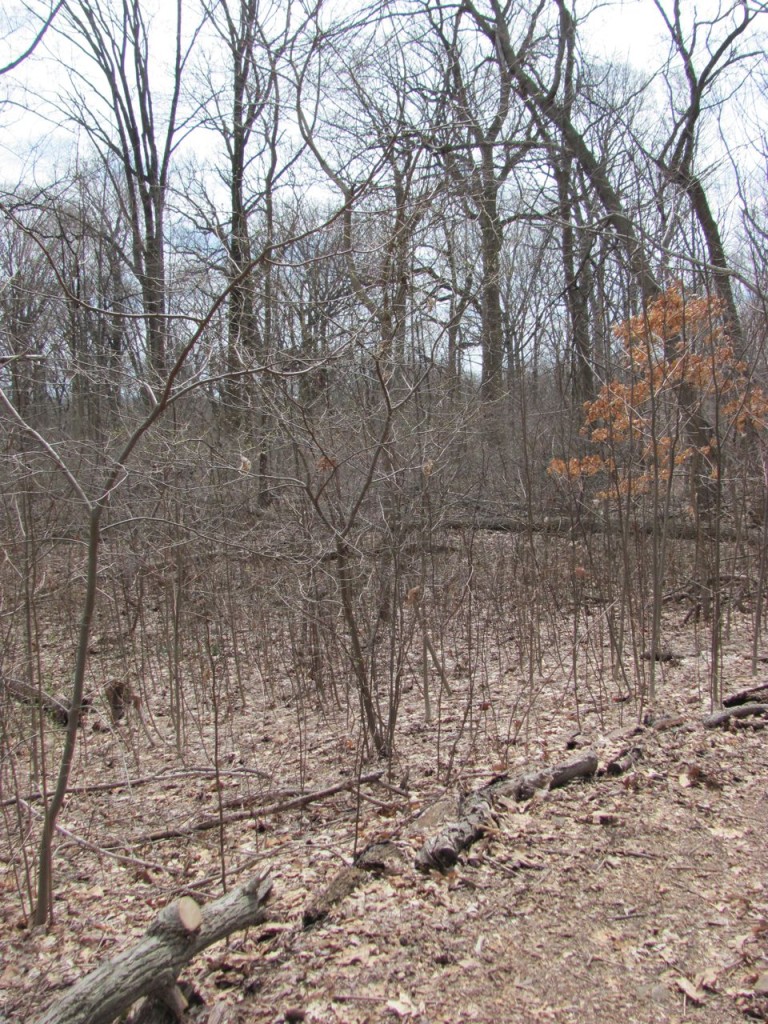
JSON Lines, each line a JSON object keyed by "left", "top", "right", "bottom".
{"left": 33, "top": 875, "right": 272, "bottom": 1024}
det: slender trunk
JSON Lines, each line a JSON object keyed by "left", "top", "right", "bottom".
{"left": 479, "top": 186, "right": 504, "bottom": 399}
{"left": 336, "top": 541, "right": 388, "bottom": 757}
{"left": 676, "top": 168, "right": 744, "bottom": 352}
{"left": 142, "top": 212, "right": 167, "bottom": 377}
{"left": 34, "top": 507, "right": 102, "bottom": 924}
{"left": 554, "top": 156, "right": 593, "bottom": 401}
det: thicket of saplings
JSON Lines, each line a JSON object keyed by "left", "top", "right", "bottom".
{"left": 2, "top": 319, "right": 764, "bottom": 927}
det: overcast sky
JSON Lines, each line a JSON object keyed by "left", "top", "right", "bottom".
{"left": 0, "top": 0, "right": 763, "bottom": 196}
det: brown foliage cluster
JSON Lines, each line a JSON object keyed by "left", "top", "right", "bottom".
{"left": 549, "top": 285, "right": 768, "bottom": 499}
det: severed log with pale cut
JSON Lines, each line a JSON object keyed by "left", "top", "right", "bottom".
{"left": 415, "top": 751, "right": 598, "bottom": 873}
{"left": 605, "top": 745, "right": 643, "bottom": 776}
{"left": 33, "top": 875, "right": 272, "bottom": 1024}
{"left": 702, "top": 702, "right": 768, "bottom": 729}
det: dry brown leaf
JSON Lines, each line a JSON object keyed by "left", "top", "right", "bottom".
{"left": 675, "top": 976, "right": 706, "bottom": 1005}
{"left": 588, "top": 811, "right": 621, "bottom": 825}
{"left": 695, "top": 967, "right": 720, "bottom": 992}
{"left": 386, "top": 993, "right": 418, "bottom": 1017}
{"left": 729, "top": 933, "right": 753, "bottom": 954}
{"left": 336, "top": 943, "right": 375, "bottom": 966}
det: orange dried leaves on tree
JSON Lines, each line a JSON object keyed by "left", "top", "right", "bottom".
{"left": 548, "top": 285, "right": 762, "bottom": 499}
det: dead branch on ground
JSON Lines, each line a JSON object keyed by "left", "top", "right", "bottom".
{"left": 415, "top": 751, "right": 598, "bottom": 872}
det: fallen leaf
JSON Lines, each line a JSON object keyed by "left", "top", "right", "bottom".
{"left": 0, "top": 964, "right": 20, "bottom": 983}
{"left": 696, "top": 967, "right": 720, "bottom": 992}
{"left": 588, "top": 811, "right": 620, "bottom": 825}
{"left": 510, "top": 849, "right": 544, "bottom": 869}
{"left": 386, "top": 993, "right": 417, "bottom": 1017}
{"left": 337, "top": 943, "right": 374, "bottom": 966}
{"left": 729, "top": 933, "right": 753, "bottom": 954}
{"left": 675, "top": 976, "right": 705, "bottom": 1005}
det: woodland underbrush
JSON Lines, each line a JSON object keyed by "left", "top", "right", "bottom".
{"left": 1, "top": 527, "right": 761, "bottom": 920}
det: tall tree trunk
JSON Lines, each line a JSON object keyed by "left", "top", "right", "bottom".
{"left": 479, "top": 201, "right": 504, "bottom": 399}
{"left": 553, "top": 156, "right": 593, "bottom": 401}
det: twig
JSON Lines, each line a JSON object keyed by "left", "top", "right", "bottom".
{"left": 123, "top": 772, "right": 383, "bottom": 845}
{"left": 1, "top": 765, "right": 277, "bottom": 808}
{"left": 370, "top": 777, "right": 410, "bottom": 798}
{"left": 355, "top": 790, "right": 400, "bottom": 810}
{"left": 17, "top": 800, "right": 181, "bottom": 877}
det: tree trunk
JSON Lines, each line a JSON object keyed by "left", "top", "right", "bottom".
{"left": 479, "top": 188, "right": 504, "bottom": 400}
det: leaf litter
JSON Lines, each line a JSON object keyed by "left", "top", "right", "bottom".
{"left": 2, "top": 557, "right": 768, "bottom": 1023}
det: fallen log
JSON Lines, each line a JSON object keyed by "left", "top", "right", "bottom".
{"left": 303, "top": 840, "right": 406, "bottom": 928}
{"left": 605, "top": 746, "right": 643, "bottom": 776}
{"left": 33, "top": 874, "right": 272, "bottom": 1024}
{"left": 702, "top": 703, "right": 768, "bottom": 729}
{"left": 2, "top": 675, "right": 74, "bottom": 725}
{"left": 440, "top": 515, "right": 743, "bottom": 541}
{"left": 415, "top": 751, "right": 597, "bottom": 872}
{"left": 723, "top": 684, "right": 768, "bottom": 708}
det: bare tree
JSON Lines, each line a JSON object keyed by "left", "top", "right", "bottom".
{"left": 462, "top": 0, "right": 730, "bottom": 518}
{"left": 650, "top": 0, "right": 767, "bottom": 349}
{"left": 0, "top": 1, "right": 64, "bottom": 77}
{"left": 295, "top": 14, "right": 435, "bottom": 371}
{"left": 197, "top": 2, "right": 305, "bottom": 380}
{"left": 415, "top": 0, "right": 536, "bottom": 399}
{"left": 0, "top": 200, "right": 54, "bottom": 421}
{"left": 59, "top": 0, "right": 201, "bottom": 377}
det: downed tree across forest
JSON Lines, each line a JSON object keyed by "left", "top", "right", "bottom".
{"left": 703, "top": 702, "right": 768, "bottom": 729}
{"left": 23, "top": 703, "right": 762, "bottom": 1020}
{"left": 2, "top": 674, "right": 77, "bottom": 726}
{"left": 415, "top": 751, "right": 598, "bottom": 872}
{"left": 301, "top": 752, "right": 599, "bottom": 925}
{"left": 32, "top": 875, "right": 272, "bottom": 1024}
{"left": 412, "top": 700, "right": 764, "bottom": 872}
{"left": 440, "top": 513, "right": 746, "bottom": 542}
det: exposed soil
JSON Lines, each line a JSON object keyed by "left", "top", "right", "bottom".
{"left": 2, "top": 560, "right": 768, "bottom": 1024}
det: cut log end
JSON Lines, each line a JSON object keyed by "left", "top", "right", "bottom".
{"left": 415, "top": 840, "right": 459, "bottom": 873}
{"left": 34, "top": 875, "right": 271, "bottom": 1024}
{"left": 605, "top": 747, "right": 643, "bottom": 777}
{"left": 176, "top": 896, "right": 202, "bottom": 934}
{"left": 149, "top": 895, "right": 203, "bottom": 940}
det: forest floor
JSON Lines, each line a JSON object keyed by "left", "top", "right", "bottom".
{"left": 2, "top": 559, "right": 768, "bottom": 1023}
